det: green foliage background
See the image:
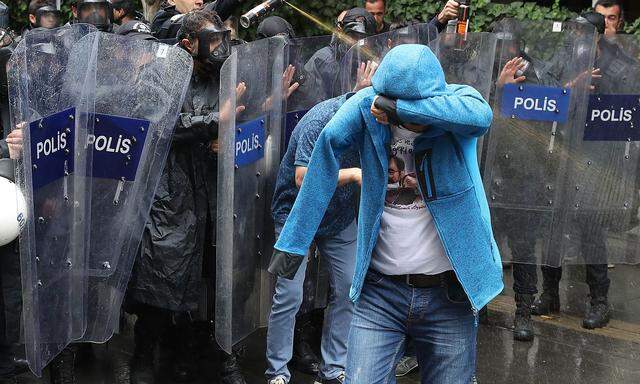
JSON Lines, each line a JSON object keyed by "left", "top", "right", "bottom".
{"left": 3, "top": 0, "right": 141, "bottom": 32}
{"left": 273, "top": 0, "right": 639, "bottom": 37}
{"left": 2, "top": 0, "right": 639, "bottom": 36}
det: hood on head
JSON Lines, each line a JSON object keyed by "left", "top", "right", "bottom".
{"left": 371, "top": 44, "right": 446, "bottom": 100}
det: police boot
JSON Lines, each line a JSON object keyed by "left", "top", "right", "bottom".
{"left": 513, "top": 294, "right": 534, "bottom": 341}
{"left": 290, "top": 316, "right": 320, "bottom": 375}
{"left": 220, "top": 352, "right": 247, "bottom": 384}
{"left": 130, "top": 324, "right": 155, "bottom": 384}
{"left": 531, "top": 291, "right": 560, "bottom": 316}
{"left": 583, "top": 295, "right": 610, "bottom": 329}
{"left": 171, "top": 320, "right": 197, "bottom": 383}
{"left": 113, "top": 352, "right": 131, "bottom": 384}
{"left": 49, "top": 345, "right": 77, "bottom": 384}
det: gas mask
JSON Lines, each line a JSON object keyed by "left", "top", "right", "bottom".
{"left": 195, "top": 27, "right": 231, "bottom": 73}
{"left": 77, "top": 0, "right": 113, "bottom": 32}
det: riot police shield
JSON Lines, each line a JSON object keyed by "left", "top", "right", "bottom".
{"left": 7, "top": 24, "right": 96, "bottom": 376}
{"left": 282, "top": 35, "right": 333, "bottom": 312}
{"left": 283, "top": 35, "right": 332, "bottom": 148}
{"left": 430, "top": 32, "right": 497, "bottom": 100}
{"left": 216, "top": 37, "right": 285, "bottom": 353}
{"left": 483, "top": 19, "right": 597, "bottom": 266}
{"left": 78, "top": 32, "right": 193, "bottom": 342}
{"left": 557, "top": 34, "right": 640, "bottom": 265}
{"left": 338, "top": 22, "right": 437, "bottom": 95}
{"left": 431, "top": 31, "right": 497, "bottom": 165}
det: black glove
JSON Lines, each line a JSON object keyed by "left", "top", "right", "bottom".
{"left": 268, "top": 249, "right": 304, "bottom": 280}
{"left": 373, "top": 95, "right": 402, "bottom": 126}
{"left": 174, "top": 112, "right": 220, "bottom": 144}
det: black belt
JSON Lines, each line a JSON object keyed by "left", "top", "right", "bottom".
{"left": 387, "top": 270, "right": 455, "bottom": 288}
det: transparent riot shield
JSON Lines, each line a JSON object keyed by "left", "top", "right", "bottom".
{"left": 216, "top": 37, "right": 285, "bottom": 353}
{"left": 7, "top": 24, "right": 96, "bottom": 376}
{"left": 430, "top": 32, "right": 497, "bottom": 100}
{"left": 283, "top": 35, "right": 331, "bottom": 149}
{"left": 483, "top": 19, "right": 597, "bottom": 266}
{"left": 431, "top": 31, "right": 498, "bottom": 167}
{"left": 75, "top": 33, "right": 193, "bottom": 342}
{"left": 338, "top": 22, "right": 437, "bottom": 95}
{"left": 281, "top": 36, "right": 333, "bottom": 311}
{"left": 556, "top": 34, "right": 640, "bottom": 265}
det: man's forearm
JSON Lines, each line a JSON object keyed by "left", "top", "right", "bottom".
{"left": 337, "top": 168, "right": 360, "bottom": 187}
{"left": 297, "top": 166, "right": 360, "bottom": 188}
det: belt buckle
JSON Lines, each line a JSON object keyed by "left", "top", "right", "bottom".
{"left": 405, "top": 274, "right": 414, "bottom": 287}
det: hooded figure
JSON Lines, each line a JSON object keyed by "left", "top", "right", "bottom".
{"left": 303, "top": 8, "right": 377, "bottom": 100}
{"left": 270, "top": 44, "right": 503, "bottom": 312}
{"left": 256, "top": 15, "right": 295, "bottom": 40}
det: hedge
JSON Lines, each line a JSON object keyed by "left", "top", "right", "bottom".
{"left": 2, "top": 0, "right": 638, "bottom": 37}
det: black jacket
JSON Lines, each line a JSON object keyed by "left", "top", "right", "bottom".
{"left": 127, "top": 70, "right": 220, "bottom": 312}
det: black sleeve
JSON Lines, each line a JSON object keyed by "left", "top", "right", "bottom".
{"left": 428, "top": 16, "right": 447, "bottom": 40}
{"left": 0, "top": 139, "right": 9, "bottom": 159}
{"left": 171, "top": 112, "right": 220, "bottom": 145}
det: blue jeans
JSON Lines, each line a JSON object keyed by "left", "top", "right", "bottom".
{"left": 344, "top": 268, "right": 477, "bottom": 384}
{"left": 266, "top": 221, "right": 357, "bottom": 381}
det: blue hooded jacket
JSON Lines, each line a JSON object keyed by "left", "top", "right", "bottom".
{"left": 271, "top": 44, "right": 503, "bottom": 311}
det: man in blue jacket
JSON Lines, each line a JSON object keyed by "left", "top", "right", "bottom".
{"left": 269, "top": 44, "right": 502, "bottom": 384}
{"left": 267, "top": 93, "right": 361, "bottom": 384}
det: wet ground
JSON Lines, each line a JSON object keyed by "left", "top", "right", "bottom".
{"left": 10, "top": 264, "right": 640, "bottom": 384}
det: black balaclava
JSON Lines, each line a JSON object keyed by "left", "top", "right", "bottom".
{"left": 256, "top": 16, "right": 295, "bottom": 40}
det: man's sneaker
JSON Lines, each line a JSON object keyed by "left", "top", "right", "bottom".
{"left": 395, "top": 356, "right": 418, "bottom": 377}
{"left": 267, "top": 376, "right": 287, "bottom": 384}
{"left": 313, "top": 371, "right": 345, "bottom": 384}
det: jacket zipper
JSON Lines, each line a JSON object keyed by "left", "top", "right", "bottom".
{"left": 415, "top": 147, "right": 479, "bottom": 317}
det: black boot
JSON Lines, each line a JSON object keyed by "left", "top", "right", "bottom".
{"left": 113, "top": 352, "right": 131, "bottom": 384}
{"left": 583, "top": 296, "right": 610, "bottom": 329}
{"left": 531, "top": 291, "right": 560, "bottom": 316}
{"left": 513, "top": 294, "right": 534, "bottom": 341}
{"left": 290, "top": 316, "right": 320, "bottom": 375}
{"left": 49, "top": 345, "right": 77, "bottom": 384}
{"left": 220, "top": 352, "right": 247, "bottom": 384}
{"left": 130, "top": 318, "right": 156, "bottom": 384}
{"left": 171, "top": 317, "right": 196, "bottom": 383}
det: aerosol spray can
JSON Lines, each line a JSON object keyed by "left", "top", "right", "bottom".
{"left": 456, "top": 0, "right": 471, "bottom": 38}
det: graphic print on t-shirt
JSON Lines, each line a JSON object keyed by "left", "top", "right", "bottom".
{"left": 386, "top": 133, "right": 424, "bottom": 209}
{"left": 371, "top": 126, "right": 451, "bottom": 276}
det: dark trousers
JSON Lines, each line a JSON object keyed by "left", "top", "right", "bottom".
{"left": 539, "top": 264, "right": 610, "bottom": 298}
{"left": 0, "top": 241, "right": 19, "bottom": 376}
{"left": 509, "top": 212, "right": 611, "bottom": 299}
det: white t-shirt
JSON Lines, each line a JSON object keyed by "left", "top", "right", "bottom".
{"left": 371, "top": 126, "right": 452, "bottom": 275}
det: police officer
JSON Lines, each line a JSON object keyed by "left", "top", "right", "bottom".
{"left": 0, "top": 7, "right": 25, "bottom": 381}
{"left": 111, "top": 0, "right": 147, "bottom": 26}
{"left": 532, "top": 11, "right": 618, "bottom": 331}
{"left": 126, "top": 9, "right": 246, "bottom": 384}
{"left": 27, "top": 0, "right": 62, "bottom": 30}
{"left": 0, "top": 129, "right": 26, "bottom": 384}
{"left": 305, "top": 8, "right": 377, "bottom": 100}
{"left": 151, "top": 0, "right": 242, "bottom": 43}
{"left": 72, "top": 0, "right": 114, "bottom": 32}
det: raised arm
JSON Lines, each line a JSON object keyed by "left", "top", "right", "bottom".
{"left": 269, "top": 93, "right": 366, "bottom": 279}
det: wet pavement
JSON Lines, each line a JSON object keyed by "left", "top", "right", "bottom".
{"left": 10, "top": 265, "right": 640, "bottom": 384}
